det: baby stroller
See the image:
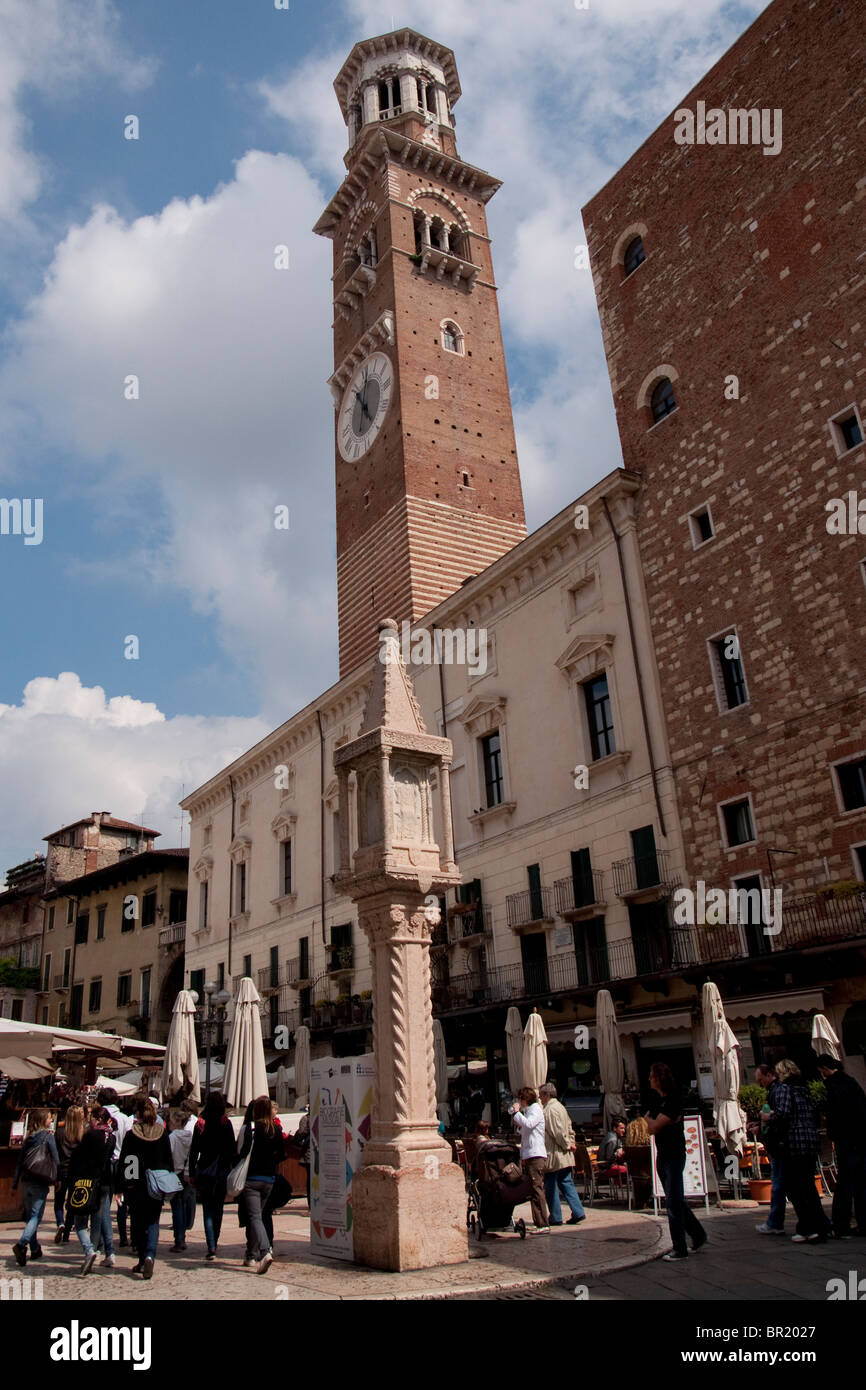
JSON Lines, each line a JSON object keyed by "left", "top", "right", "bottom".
{"left": 466, "top": 1139, "right": 530, "bottom": 1240}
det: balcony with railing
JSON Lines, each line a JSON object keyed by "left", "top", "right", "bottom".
{"left": 327, "top": 945, "right": 354, "bottom": 976}
{"left": 53, "top": 973, "right": 70, "bottom": 993}
{"left": 611, "top": 849, "right": 680, "bottom": 899}
{"left": 554, "top": 872, "right": 606, "bottom": 920}
{"left": 284, "top": 957, "right": 310, "bottom": 987}
{"left": 506, "top": 887, "right": 554, "bottom": 930}
{"left": 257, "top": 965, "right": 283, "bottom": 996}
{"left": 447, "top": 901, "right": 492, "bottom": 943}
{"left": 158, "top": 920, "right": 186, "bottom": 948}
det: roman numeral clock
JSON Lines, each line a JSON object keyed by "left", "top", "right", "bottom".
{"left": 314, "top": 27, "right": 526, "bottom": 676}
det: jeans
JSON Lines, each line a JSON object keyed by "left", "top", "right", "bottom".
{"left": 544, "top": 1167, "right": 586, "bottom": 1223}
{"left": 130, "top": 1196, "right": 162, "bottom": 1262}
{"left": 832, "top": 1145, "right": 866, "bottom": 1237}
{"left": 73, "top": 1210, "right": 95, "bottom": 1258}
{"left": 767, "top": 1155, "right": 787, "bottom": 1230}
{"left": 91, "top": 1186, "right": 115, "bottom": 1256}
{"left": 656, "top": 1153, "right": 706, "bottom": 1256}
{"left": 243, "top": 1180, "right": 274, "bottom": 1260}
{"left": 201, "top": 1193, "right": 226, "bottom": 1254}
{"left": 19, "top": 1181, "right": 49, "bottom": 1251}
{"left": 117, "top": 1198, "right": 129, "bottom": 1244}
{"left": 170, "top": 1180, "right": 196, "bottom": 1245}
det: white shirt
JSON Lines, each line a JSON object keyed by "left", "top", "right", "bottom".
{"left": 513, "top": 1102, "right": 547, "bottom": 1160}
{"left": 169, "top": 1115, "right": 197, "bottom": 1177}
{"left": 104, "top": 1104, "right": 132, "bottom": 1163}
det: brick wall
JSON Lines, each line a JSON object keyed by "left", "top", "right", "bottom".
{"left": 583, "top": 0, "right": 866, "bottom": 893}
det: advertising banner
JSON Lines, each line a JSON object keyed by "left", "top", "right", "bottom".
{"left": 309, "top": 1054, "right": 375, "bottom": 1261}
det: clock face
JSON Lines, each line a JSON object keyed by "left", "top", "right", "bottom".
{"left": 337, "top": 351, "right": 394, "bottom": 462}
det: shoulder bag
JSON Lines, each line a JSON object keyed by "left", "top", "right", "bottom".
{"left": 225, "top": 1125, "right": 253, "bottom": 1201}
{"left": 23, "top": 1133, "right": 58, "bottom": 1185}
{"left": 145, "top": 1167, "right": 184, "bottom": 1201}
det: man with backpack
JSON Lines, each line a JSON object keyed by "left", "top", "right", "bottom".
{"left": 12, "top": 1108, "right": 59, "bottom": 1266}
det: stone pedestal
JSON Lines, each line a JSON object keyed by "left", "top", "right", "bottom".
{"left": 333, "top": 618, "right": 468, "bottom": 1272}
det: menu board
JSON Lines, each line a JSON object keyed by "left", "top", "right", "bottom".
{"left": 651, "top": 1116, "right": 708, "bottom": 1198}
{"left": 309, "top": 1054, "right": 375, "bottom": 1262}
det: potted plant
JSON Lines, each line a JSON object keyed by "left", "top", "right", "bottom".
{"left": 360, "top": 988, "right": 373, "bottom": 1022}
{"left": 738, "top": 1083, "right": 771, "bottom": 1198}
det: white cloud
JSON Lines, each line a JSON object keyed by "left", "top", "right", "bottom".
{"left": 0, "top": 0, "right": 154, "bottom": 223}
{"left": 0, "top": 150, "right": 339, "bottom": 717}
{"left": 0, "top": 673, "right": 268, "bottom": 868}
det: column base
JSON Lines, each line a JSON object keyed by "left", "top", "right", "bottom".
{"left": 351, "top": 1154, "right": 468, "bottom": 1271}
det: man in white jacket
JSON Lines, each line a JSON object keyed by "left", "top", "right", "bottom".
{"left": 511, "top": 1087, "right": 550, "bottom": 1232}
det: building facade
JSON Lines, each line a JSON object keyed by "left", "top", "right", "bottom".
{"left": 183, "top": 7, "right": 866, "bottom": 1106}
{"left": 38, "top": 849, "right": 188, "bottom": 1043}
{"left": 582, "top": 0, "right": 866, "bottom": 1084}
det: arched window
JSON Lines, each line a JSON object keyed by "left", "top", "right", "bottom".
{"left": 429, "top": 216, "right": 448, "bottom": 251}
{"left": 413, "top": 210, "right": 427, "bottom": 255}
{"left": 377, "top": 77, "right": 401, "bottom": 117}
{"left": 623, "top": 236, "right": 646, "bottom": 277}
{"left": 441, "top": 320, "right": 464, "bottom": 354}
{"left": 650, "top": 377, "right": 677, "bottom": 423}
{"left": 448, "top": 223, "right": 469, "bottom": 260}
{"left": 357, "top": 231, "right": 377, "bottom": 269}
{"left": 425, "top": 83, "right": 437, "bottom": 114}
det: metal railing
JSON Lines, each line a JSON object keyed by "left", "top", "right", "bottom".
{"left": 448, "top": 901, "right": 492, "bottom": 939}
{"left": 554, "top": 872, "right": 605, "bottom": 915}
{"left": 611, "top": 849, "right": 679, "bottom": 897}
{"left": 327, "top": 945, "right": 354, "bottom": 973}
{"left": 158, "top": 921, "right": 185, "bottom": 947}
{"left": 257, "top": 965, "right": 282, "bottom": 995}
{"left": 505, "top": 887, "right": 554, "bottom": 928}
{"left": 53, "top": 973, "right": 70, "bottom": 990}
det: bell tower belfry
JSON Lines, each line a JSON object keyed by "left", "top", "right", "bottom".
{"left": 314, "top": 28, "right": 526, "bottom": 676}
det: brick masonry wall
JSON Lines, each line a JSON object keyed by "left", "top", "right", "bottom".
{"left": 583, "top": 0, "right": 866, "bottom": 893}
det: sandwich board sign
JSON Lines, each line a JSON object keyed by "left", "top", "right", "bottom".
{"left": 309, "top": 1054, "right": 375, "bottom": 1262}
{"left": 650, "top": 1115, "right": 710, "bottom": 1214}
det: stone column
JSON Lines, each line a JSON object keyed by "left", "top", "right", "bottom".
{"left": 351, "top": 892, "right": 467, "bottom": 1269}
{"left": 362, "top": 84, "right": 378, "bottom": 126}
{"left": 438, "top": 761, "right": 456, "bottom": 872}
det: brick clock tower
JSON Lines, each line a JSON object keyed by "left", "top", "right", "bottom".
{"left": 315, "top": 29, "right": 526, "bottom": 676}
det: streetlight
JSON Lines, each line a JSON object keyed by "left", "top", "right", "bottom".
{"left": 200, "top": 981, "right": 232, "bottom": 1096}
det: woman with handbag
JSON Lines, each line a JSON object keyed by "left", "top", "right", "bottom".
{"left": 53, "top": 1104, "right": 85, "bottom": 1244}
{"left": 66, "top": 1106, "right": 114, "bottom": 1276}
{"left": 119, "top": 1096, "right": 173, "bottom": 1279}
{"left": 234, "top": 1094, "right": 287, "bottom": 1274}
{"left": 189, "top": 1092, "right": 237, "bottom": 1260}
{"left": 11, "top": 1108, "right": 59, "bottom": 1267}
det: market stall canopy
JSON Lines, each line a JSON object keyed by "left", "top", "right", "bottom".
{"left": 0, "top": 1054, "right": 57, "bottom": 1080}
{"left": 0, "top": 1017, "right": 124, "bottom": 1059}
{"left": 94, "top": 1073, "right": 138, "bottom": 1097}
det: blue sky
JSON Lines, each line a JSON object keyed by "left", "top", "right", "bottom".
{"left": 0, "top": 0, "right": 765, "bottom": 869}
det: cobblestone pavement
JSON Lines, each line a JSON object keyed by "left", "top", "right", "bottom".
{"left": 1, "top": 1195, "right": 661, "bottom": 1301}
{"left": 3, "top": 1197, "right": 858, "bottom": 1301}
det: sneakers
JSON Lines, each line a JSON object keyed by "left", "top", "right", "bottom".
{"left": 531, "top": 1226, "right": 551, "bottom": 1234}
{"left": 11, "top": 1243, "right": 27, "bottom": 1267}
{"left": 243, "top": 1252, "right": 253, "bottom": 1267}
{"left": 206, "top": 1251, "right": 216, "bottom": 1261}
{"left": 791, "top": 1233, "right": 821, "bottom": 1243}
{"left": 756, "top": 1223, "right": 784, "bottom": 1235}
{"left": 257, "top": 1251, "right": 273, "bottom": 1275}
{"left": 567, "top": 1214, "right": 587, "bottom": 1225}
{"left": 141, "top": 1257, "right": 154, "bottom": 1280}
{"left": 30, "top": 1244, "right": 43, "bottom": 1260}
{"left": 101, "top": 1254, "right": 116, "bottom": 1267}
{"left": 80, "top": 1252, "right": 97, "bottom": 1276}
{"left": 662, "top": 1250, "right": 688, "bottom": 1261}
{"left": 54, "top": 1227, "right": 65, "bottom": 1244}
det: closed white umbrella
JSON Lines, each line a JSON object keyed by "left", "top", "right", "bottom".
{"left": 433, "top": 1018, "right": 448, "bottom": 1108}
{"left": 702, "top": 981, "right": 746, "bottom": 1153}
{"left": 596, "top": 990, "right": 626, "bottom": 1131}
{"left": 522, "top": 1009, "right": 548, "bottom": 1090}
{"left": 811, "top": 1013, "right": 841, "bottom": 1060}
{"left": 160, "top": 990, "right": 201, "bottom": 1105}
{"left": 293, "top": 1024, "right": 310, "bottom": 1108}
{"left": 505, "top": 1006, "right": 523, "bottom": 1096}
{"left": 223, "top": 978, "right": 268, "bottom": 1110}
{"left": 275, "top": 1063, "right": 293, "bottom": 1109}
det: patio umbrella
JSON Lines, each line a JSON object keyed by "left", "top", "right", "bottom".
{"left": 293, "top": 1024, "right": 311, "bottom": 1108}
{"left": 702, "top": 981, "right": 746, "bottom": 1153}
{"left": 275, "top": 1063, "right": 293, "bottom": 1109}
{"left": 433, "top": 1018, "right": 449, "bottom": 1108}
{"left": 811, "top": 1013, "right": 841, "bottom": 1060}
{"left": 160, "top": 990, "right": 201, "bottom": 1105}
{"left": 596, "top": 990, "right": 626, "bottom": 1131}
{"left": 505, "top": 1006, "right": 523, "bottom": 1096}
{"left": 223, "top": 978, "right": 268, "bottom": 1110}
{"left": 522, "top": 1009, "right": 548, "bottom": 1089}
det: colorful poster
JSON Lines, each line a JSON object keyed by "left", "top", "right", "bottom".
{"left": 309, "top": 1054, "right": 375, "bottom": 1261}
{"left": 651, "top": 1116, "right": 708, "bottom": 1198}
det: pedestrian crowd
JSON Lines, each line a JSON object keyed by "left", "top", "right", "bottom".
{"left": 11, "top": 1087, "right": 300, "bottom": 1279}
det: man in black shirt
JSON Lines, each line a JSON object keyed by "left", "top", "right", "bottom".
{"left": 645, "top": 1061, "right": 707, "bottom": 1261}
{"left": 816, "top": 1053, "right": 866, "bottom": 1238}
